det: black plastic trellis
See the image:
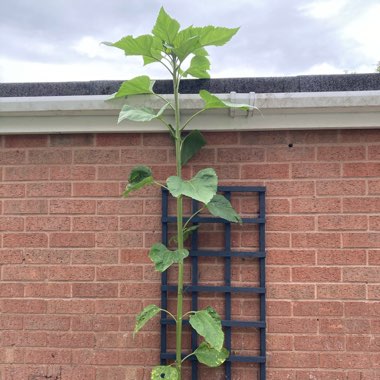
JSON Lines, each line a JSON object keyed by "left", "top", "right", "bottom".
{"left": 160, "top": 186, "right": 266, "bottom": 380}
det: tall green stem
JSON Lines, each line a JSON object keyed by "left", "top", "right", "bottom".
{"left": 173, "top": 67, "right": 184, "bottom": 379}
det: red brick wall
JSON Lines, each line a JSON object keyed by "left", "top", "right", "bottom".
{"left": 0, "top": 130, "right": 379, "bottom": 380}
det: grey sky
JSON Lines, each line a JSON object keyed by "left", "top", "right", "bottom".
{"left": 0, "top": 0, "right": 379, "bottom": 82}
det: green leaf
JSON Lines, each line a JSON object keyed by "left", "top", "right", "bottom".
{"left": 207, "top": 194, "right": 242, "bottom": 224}
{"left": 152, "top": 7, "right": 180, "bottom": 44}
{"left": 184, "top": 56, "right": 210, "bottom": 79}
{"left": 181, "top": 130, "right": 207, "bottom": 165}
{"left": 118, "top": 103, "right": 169, "bottom": 123}
{"left": 189, "top": 307, "right": 224, "bottom": 350}
{"left": 149, "top": 243, "right": 189, "bottom": 272}
{"left": 173, "top": 36, "right": 201, "bottom": 62}
{"left": 167, "top": 168, "right": 217, "bottom": 204}
{"left": 192, "top": 26, "right": 239, "bottom": 47}
{"left": 134, "top": 304, "right": 161, "bottom": 336}
{"left": 112, "top": 76, "right": 155, "bottom": 99}
{"left": 194, "top": 342, "right": 229, "bottom": 367}
{"left": 151, "top": 366, "right": 179, "bottom": 380}
{"left": 200, "top": 90, "right": 253, "bottom": 111}
{"left": 169, "top": 225, "right": 199, "bottom": 245}
{"left": 123, "top": 166, "right": 154, "bottom": 197}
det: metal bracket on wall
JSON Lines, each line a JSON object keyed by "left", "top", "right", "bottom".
{"left": 160, "top": 186, "right": 266, "bottom": 380}
{"left": 229, "top": 91, "right": 256, "bottom": 118}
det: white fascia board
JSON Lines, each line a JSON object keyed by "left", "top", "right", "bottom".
{"left": 0, "top": 91, "right": 380, "bottom": 134}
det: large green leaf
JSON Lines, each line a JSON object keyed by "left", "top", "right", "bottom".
{"left": 152, "top": 7, "right": 180, "bottom": 44}
{"left": 149, "top": 243, "right": 189, "bottom": 272}
{"left": 192, "top": 26, "right": 239, "bottom": 47}
{"left": 200, "top": 90, "right": 253, "bottom": 111}
{"left": 189, "top": 307, "right": 224, "bottom": 350}
{"left": 207, "top": 194, "right": 242, "bottom": 224}
{"left": 194, "top": 342, "right": 229, "bottom": 367}
{"left": 151, "top": 366, "right": 178, "bottom": 380}
{"left": 123, "top": 166, "right": 154, "bottom": 197}
{"left": 167, "top": 168, "right": 217, "bottom": 204}
{"left": 112, "top": 76, "right": 155, "bottom": 99}
{"left": 184, "top": 56, "right": 210, "bottom": 79}
{"left": 134, "top": 304, "right": 161, "bottom": 336}
{"left": 181, "top": 130, "right": 207, "bottom": 165}
{"left": 118, "top": 103, "right": 169, "bottom": 123}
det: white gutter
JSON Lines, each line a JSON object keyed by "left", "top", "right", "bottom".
{"left": 0, "top": 91, "right": 379, "bottom": 134}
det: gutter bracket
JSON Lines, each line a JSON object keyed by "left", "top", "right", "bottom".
{"left": 229, "top": 91, "right": 236, "bottom": 118}
{"left": 248, "top": 92, "right": 256, "bottom": 117}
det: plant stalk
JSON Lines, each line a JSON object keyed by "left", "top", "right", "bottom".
{"left": 173, "top": 67, "right": 184, "bottom": 379}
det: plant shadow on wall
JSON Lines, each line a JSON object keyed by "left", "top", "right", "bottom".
{"left": 104, "top": 7, "right": 254, "bottom": 380}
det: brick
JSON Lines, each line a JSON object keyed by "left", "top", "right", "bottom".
{"left": 339, "top": 129, "right": 380, "bottom": 143}
{"left": 62, "top": 366, "right": 96, "bottom": 380}
{"left": 292, "top": 267, "right": 341, "bottom": 282}
{"left": 4, "top": 166, "right": 49, "bottom": 181}
{"left": 23, "top": 348, "right": 72, "bottom": 364}
{"left": 368, "top": 250, "right": 380, "bottom": 265}
{"left": 266, "top": 300, "right": 292, "bottom": 316}
{"left": 28, "top": 150, "right": 72, "bottom": 164}
{"left": 343, "top": 267, "right": 380, "bottom": 283}
{"left": 26, "top": 182, "right": 71, "bottom": 197}
{"left": 267, "top": 249, "right": 316, "bottom": 265}
{"left": 5, "top": 135, "right": 48, "bottom": 148}
{"left": 121, "top": 148, "right": 167, "bottom": 163}
{"left": 317, "top": 146, "right": 366, "bottom": 161}
{"left": 241, "top": 164, "right": 290, "bottom": 179}
{"left": 240, "top": 130, "right": 289, "bottom": 145}
{"left": 47, "top": 332, "right": 95, "bottom": 348}
{"left": 368, "top": 285, "right": 380, "bottom": 300}
{"left": 73, "top": 216, "right": 118, "bottom": 231}
{"left": 47, "top": 300, "right": 95, "bottom": 314}
{"left": 318, "top": 284, "right": 366, "bottom": 299}
{"left": 292, "top": 163, "right": 340, "bottom": 178}
{"left": 320, "top": 353, "right": 371, "bottom": 369}
{"left": 203, "top": 131, "right": 239, "bottom": 145}
{"left": 97, "top": 199, "right": 143, "bottom": 214}
{"left": 24, "top": 283, "right": 71, "bottom": 298}
{"left": 344, "top": 197, "right": 380, "bottom": 212}
{"left": 217, "top": 147, "right": 264, "bottom": 162}
{"left": 0, "top": 299, "right": 47, "bottom": 313}
{"left": 267, "top": 215, "right": 315, "bottom": 231}
{"left": 0, "top": 249, "right": 23, "bottom": 264}
{"left": 0, "top": 217, "right": 24, "bottom": 231}
{"left": 3, "top": 233, "right": 48, "bottom": 248}
{"left": 24, "top": 249, "right": 70, "bottom": 264}
{"left": 344, "top": 301, "right": 380, "bottom": 317}
{"left": 369, "top": 180, "right": 380, "bottom": 194}
{"left": 120, "top": 215, "right": 160, "bottom": 231}
{"left": 50, "top": 166, "right": 96, "bottom": 180}
{"left": 266, "top": 198, "right": 291, "bottom": 214}
{"left": 4, "top": 199, "right": 48, "bottom": 214}
{"left": 370, "top": 216, "right": 380, "bottom": 230}
{"left": 72, "top": 283, "right": 118, "bottom": 298}
{"left": 97, "top": 133, "right": 141, "bottom": 146}
{"left": 0, "top": 150, "right": 26, "bottom": 164}
{"left": 0, "top": 315, "right": 23, "bottom": 330}
{"left": 317, "top": 249, "right": 366, "bottom": 265}
{"left": 48, "top": 266, "right": 95, "bottom": 281}
{"left": 267, "top": 146, "right": 315, "bottom": 162}
{"left": 1, "top": 331, "right": 47, "bottom": 347}
{"left": 0, "top": 283, "right": 24, "bottom": 297}
{"left": 95, "top": 299, "right": 142, "bottom": 314}
{"left": 71, "top": 249, "right": 118, "bottom": 264}
{"left": 119, "top": 283, "right": 160, "bottom": 299}
{"left": 73, "top": 182, "right": 120, "bottom": 197}
{"left": 96, "top": 232, "right": 143, "bottom": 248}
{"left": 293, "top": 301, "right": 343, "bottom": 316}
{"left": 318, "top": 215, "right": 367, "bottom": 231}
{"left": 50, "top": 200, "right": 96, "bottom": 214}
{"left": 267, "top": 284, "right": 315, "bottom": 299}
{"left": 2, "top": 266, "right": 46, "bottom": 281}
{"left": 0, "top": 184, "right": 25, "bottom": 198}
{"left": 72, "top": 315, "right": 119, "bottom": 331}
{"left": 267, "top": 181, "right": 315, "bottom": 196}
{"left": 267, "top": 334, "right": 293, "bottom": 351}
{"left": 292, "top": 197, "right": 340, "bottom": 213}
{"left": 120, "top": 249, "right": 151, "bottom": 264}
{"left": 96, "top": 265, "right": 143, "bottom": 281}
{"left": 74, "top": 149, "right": 120, "bottom": 164}
{"left": 50, "top": 134, "right": 94, "bottom": 147}
{"left": 290, "top": 129, "right": 338, "bottom": 144}
{"left": 294, "top": 335, "right": 344, "bottom": 351}
{"left": 270, "top": 352, "right": 319, "bottom": 368}
{"left": 50, "top": 233, "right": 95, "bottom": 248}
{"left": 26, "top": 216, "right": 70, "bottom": 231}
{"left": 292, "top": 233, "right": 340, "bottom": 248}
{"left": 343, "top": 232, "right": 380, "bottom": 248}
{"left": 316, "top": 179, "right": 366, "bottom": 195}
{"left": 344, "top": 163, "right": 380, "bottom": 177}
{"left": 266, "top": 267, "right": 291, "bottom": 282}
{"left": 268, "top": 317, "right": 317, "bottom": 333}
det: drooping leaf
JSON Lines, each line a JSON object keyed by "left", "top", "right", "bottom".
{"left": 167, "top": 168, "right": 217, "bottom": 204}
{"left": 184, "top": 56, "right": 210, "bottom": 79}
{"left": 199, "top": 90, "right": 253, "bottom": 111}
{"left": 192, "top": 26, "right": 239, "bottom": 47}
{"left": 111, "top": 76, "right": 155, "bottom": 99}
{"left": 149, "top": 243, "right": 189, "bottom": 272}
{"left": 207, "top": 194, "right": 242, "bottom": 224}
{"left": 194, "top": 342, "right": 229, "bottom": 367}
{"left": 152, "top": 7, "right": 180, "bottom": 44}
{"left": 181, "top": 130, "right": 207, "bottom": 165}
{"left": 189, "top": 307, "right": 224, "bottom": 350}
{"left": 123, "top": 166, "right": 154, "bottom": 197}
{"left": 151, "top": 365, "right": 179, "bottom": 380}
{"left": 118, "top": 103, "right": 169, "bottom": 123}
{"left": 134, "top": 304, "right": 161, "bottom": 336}
{"left": 169, "top": 225, "right": 199, "bottom": 245}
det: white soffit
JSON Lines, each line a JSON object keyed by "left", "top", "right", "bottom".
{"left": 0, "top": 91, "right": 379, "bottom": 134}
